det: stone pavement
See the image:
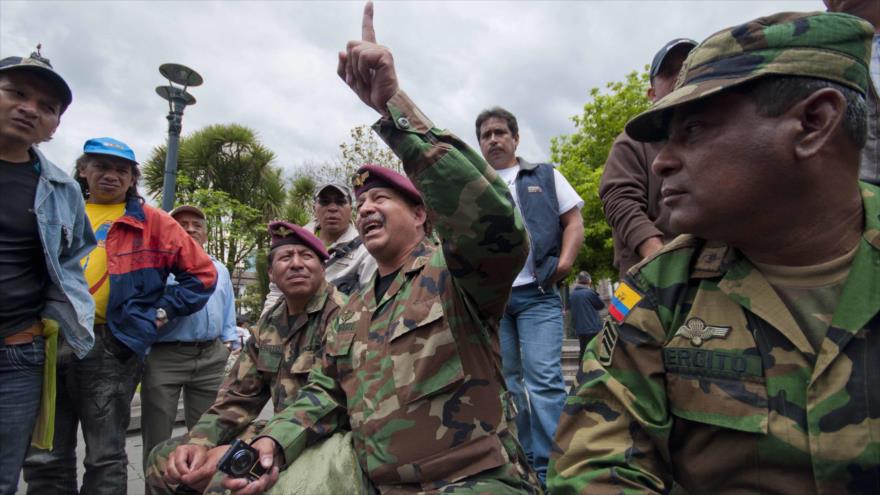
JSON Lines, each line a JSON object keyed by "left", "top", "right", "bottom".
{"left": 15, "top": 341, "right": 583, "bottom": 494}
{"left": 16, "top": 396, "right": 275, "bottom": 495}
{"left": 15, "top": 416, "right": 186, "bottom": 495}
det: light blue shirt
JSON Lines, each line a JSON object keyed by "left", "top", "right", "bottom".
{"left": 158, "top": 256, "right": 239, "bottom": 349}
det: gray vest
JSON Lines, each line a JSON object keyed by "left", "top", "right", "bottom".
{"left": 515, "top": 159, "right": 562, "bottom": 290}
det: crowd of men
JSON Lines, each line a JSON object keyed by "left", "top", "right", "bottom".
{"left": 0, "top": 0, "right": 878, "bottom": 493}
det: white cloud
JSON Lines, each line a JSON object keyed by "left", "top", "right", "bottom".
{"left": 2, "top": 0, "right": 818, "bottom": 181}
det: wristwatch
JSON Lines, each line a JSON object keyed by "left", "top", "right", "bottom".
{"left": 156, "top": 308, "right": 168, "bottom": 324}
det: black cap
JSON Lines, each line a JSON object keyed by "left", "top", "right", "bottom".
{"left": 649, "top": 38, "right": 698, "bottom": 80}
{"left": 0, "top": 46, "right": 73, "bottom": 112}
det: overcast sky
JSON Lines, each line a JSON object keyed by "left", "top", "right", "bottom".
{"left": 2, "top": 0, "right": 818, "bottom": 185}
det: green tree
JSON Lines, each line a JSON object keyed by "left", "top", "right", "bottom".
{"left": 552, "top": 69, "right": 651, "bottom": 280}
{"left": 282, "top": 175, "right": 317, "bottom": 226}
{"left": 144, "top": 124, "right": 285, "bottom": 222}
{"left": 296, "top": 125, "right": 403, "bottom": 186}
{"left": 188, "top": 188, "right": 263, "bottom": 274}
{"left": 143, "top": 124, "right": 286, "bottom": 308}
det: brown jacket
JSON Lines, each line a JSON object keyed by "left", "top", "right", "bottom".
{"left": 599, "top": 131, "right": 675, "bottom": 277}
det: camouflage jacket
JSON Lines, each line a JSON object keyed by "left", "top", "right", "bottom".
{"left": 182, "top": 282, "right": 345, "bottom": 448}
{"left": 549, "top": 183, "right": 880, "bottom": 495}
{"left": 259, "top": 90, "right": 530, "bottom": 492}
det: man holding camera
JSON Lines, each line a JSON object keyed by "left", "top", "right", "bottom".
{"left": 215, "top": 3, "right": 540, "bottom": 493}
{"left": 145, "top": 221, "right": 346, "bottom": 495}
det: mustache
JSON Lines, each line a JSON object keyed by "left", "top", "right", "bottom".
{"left": 358, "top": 212, "right": 385, "bottom": 230}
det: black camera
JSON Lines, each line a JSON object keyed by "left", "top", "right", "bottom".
{"left": 216, "top": 439, "right": 267, "bottom": 480}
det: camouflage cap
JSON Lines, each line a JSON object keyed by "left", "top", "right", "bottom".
{"left": 626, "top": 11, "right": 875, "bottom": 142}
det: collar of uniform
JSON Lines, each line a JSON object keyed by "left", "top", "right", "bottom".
{"left": 403, "top": 237, "right": 434, "bottom": 275}
{"left": 689, "top": 184, "right": 880, "bottom": 277}
{"left": 860, "top": 182, "right": 880, "bottom": 251}
{"left": 305, "top": 280, "right": 332, "bottom": 315}
{"left": 691, "top": 240, "right": 737, "bottom": 279}
{"left": 268, "top": 280, "right": 332, "bottom": 323}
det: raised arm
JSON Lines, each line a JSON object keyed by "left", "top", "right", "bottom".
{"left": 338, "top": 2, "right": 528, "bottom": 317}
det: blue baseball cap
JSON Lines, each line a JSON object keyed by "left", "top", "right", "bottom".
{"left": 82, "top": 137, "right": 137, "bottom": 163}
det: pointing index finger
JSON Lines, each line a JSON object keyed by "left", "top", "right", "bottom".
{"left": 362, "top": 1, "right": 376, "bottom": 43}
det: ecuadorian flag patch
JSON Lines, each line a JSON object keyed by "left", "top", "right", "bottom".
{"left": 609, "top": 282, "right": 642, "bottom": 322}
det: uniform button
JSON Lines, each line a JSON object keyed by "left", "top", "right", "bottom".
{"left": 397, "top": 117, "right": 410, "bottom": 129}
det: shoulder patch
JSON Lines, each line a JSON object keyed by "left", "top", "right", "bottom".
{"left": 597, "top": 319, "right": 620, "bottom": 366}
{"left": 609, "top": 281, "right": 642, "bottom": 323}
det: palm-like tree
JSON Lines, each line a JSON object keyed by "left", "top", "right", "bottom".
{"left": 143, "top": 124, "right": 285, "bottom": 278}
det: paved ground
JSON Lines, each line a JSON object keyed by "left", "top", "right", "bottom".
{"left": 15, "top": 340, "right": 583, "bottom": 494}
{"left": 15, "top": 420, "right": 186, "bottom": 495}
{"left": 16, "top": 396, "right": 274, "bottom": 495}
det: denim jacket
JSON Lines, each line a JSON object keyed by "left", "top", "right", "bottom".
{"left": 33, "top": 147, "right": 97, "bottom": 359}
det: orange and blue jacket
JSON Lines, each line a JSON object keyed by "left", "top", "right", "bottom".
{"left": 105, "top": 197, "right": 217, "bottom": 358}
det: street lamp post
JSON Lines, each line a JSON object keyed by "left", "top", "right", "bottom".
{"left": 156, "top": 63, "right": 202, "bottom": 212}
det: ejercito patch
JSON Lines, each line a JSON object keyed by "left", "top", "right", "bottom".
{"left": 597, "top": 319, "right": 620, "bottom": 366}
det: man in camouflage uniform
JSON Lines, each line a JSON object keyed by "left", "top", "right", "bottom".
{"left": 549, "top": 11, "right": 880, "bottom": 494}
{"left": 219, "top": 4, "right": 539, "bottom": 494}
{"left": 144, "top": 222, "right": 345, "bottom": 494}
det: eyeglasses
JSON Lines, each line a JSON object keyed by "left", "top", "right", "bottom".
{"left": 317, "top": 197, "right": 349, "bottom": 207}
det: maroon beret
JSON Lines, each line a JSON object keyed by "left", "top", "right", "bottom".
{"left": 351, "top": 164, "right": 423, "bottom": 206}
{"left": 267, "top": 221, "right": 329, "bottom": 261}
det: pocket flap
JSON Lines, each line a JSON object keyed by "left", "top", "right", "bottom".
{"left": 256, "top": 348, "right": 283, "bottom": 373}
{"left": 326, "top": 327, "right": 356, "bottom": 357}
{"left": 389, "top": 299, "right": 444, "bottom": 342}
{"left": 667, "top": 372, "right": 769, "bottom": 434}
{"left": 290, "top": 351, "right": 316, "bottom": 375}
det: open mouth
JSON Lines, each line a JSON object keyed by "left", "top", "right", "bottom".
{"left": 362, "top": 220, "right": 383, "bottom": 236}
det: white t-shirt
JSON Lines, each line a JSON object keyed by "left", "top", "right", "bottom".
{"left": 495, "top": 163, "right": 584, "bottom": 287}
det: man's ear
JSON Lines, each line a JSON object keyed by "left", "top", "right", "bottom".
{"left": 267, "top": 265, "right": 275, "bottom": 284}
{"left": 647, "top": 86, "right": 656, "bottom": 101}
{"left": 413, "top": 204, "right": 427, "bottom": 230}
{"left": 789, "top": 87, "right": 847, "bottom": 160}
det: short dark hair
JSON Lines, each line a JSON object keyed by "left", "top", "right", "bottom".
{"left": 475, "top": 107, "right": 518, "bottom": 141}
{"left": 74, "top": 153, "right": 142, "bottom": 202}
{"left": 734, "top": 76, "right": 867, "bottom": 149}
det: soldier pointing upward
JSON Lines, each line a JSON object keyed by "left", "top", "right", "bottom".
{"left": 221, "top": 2, "right": 539, "bottom": 494}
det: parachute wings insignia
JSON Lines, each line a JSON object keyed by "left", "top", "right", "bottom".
{"left": 272, "top": 225, "right": 294, "bottom": 238}
{"left": 674, "top": 317, "right": 731, "bottom": 347}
